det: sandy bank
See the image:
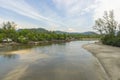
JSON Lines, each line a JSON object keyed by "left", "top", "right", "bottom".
{"left": 83, "top": 43, "right": 120, "bottom": 80}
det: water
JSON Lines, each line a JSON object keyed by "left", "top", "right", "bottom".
{"left": 0, "top": 41, "right": 107, "bottom": 80}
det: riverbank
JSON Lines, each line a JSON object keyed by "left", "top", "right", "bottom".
{"left": 0, "top": 40, "right": 70, "bottom": 47}
{"left": 0, "top": 38, "right": 99, "bottom": 48}
{"left": 83, "top": 43, "right": 120, "bottom": 80}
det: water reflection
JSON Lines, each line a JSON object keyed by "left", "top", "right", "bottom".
{"left": 2, "top": 54, "right": 18, "bottom": 59}
{"left": 0, "top": 41, "right": 106, "bottom": 80}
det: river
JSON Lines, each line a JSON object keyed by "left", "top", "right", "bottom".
{"left": 0, "top": 41, "right": 107, "bottom": 80}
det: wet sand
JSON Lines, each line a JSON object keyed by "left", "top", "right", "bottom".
{"left": 1, "top": 49, "right": 49, "bottom": 80}
{"left": 83, "top": 43, "right": 120, "bottom": 80}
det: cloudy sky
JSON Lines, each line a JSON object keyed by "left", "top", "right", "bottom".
{"left": 0, "top": 0, "right": 120, "bottom": 32}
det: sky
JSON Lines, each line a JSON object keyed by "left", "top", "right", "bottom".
{"left": 0, "top": 0, "right": 120, "bottom": 32}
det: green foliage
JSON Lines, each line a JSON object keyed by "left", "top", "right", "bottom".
{"left": 101, "top": 35, "right": 114, "bottom": 45}
{"left": 94, "top": 10, "right": 120, "bottom": 47}
{"left": 18, "top": 36, "right": 28, "bottom": 44}
{"left": 0, "top": 21, "right": 100, "bottom": 44}
{"left": 0, "top": 34, "right": 4, "bottom": 42}
{"left": 94, "top": 11, "right": 118, "bottom": 35}
{"left": 0, "top": 21, "right": 17, "bottom": 42}
{"left": 117, "top": 31, "right": 120, "bottom": 37}
{"left": 101, "top": 35, "right": 120, "bottom": 47}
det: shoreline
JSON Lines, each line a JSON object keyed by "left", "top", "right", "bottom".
{"left": 0, "top": 40, "right": 71, "bottom": 47}
{"left": 0, "top": 38, "right": 99, "bottom": 47}
{"left": 83, "top": 43, "right": 120, "bottom": 80}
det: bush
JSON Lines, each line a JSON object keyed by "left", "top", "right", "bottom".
{"left": 117, "top": 31, "right": 120, "bottom": 37}
{"left": 0, "top": 33, "right": 6, "bottom": 42}
{"left": 101, "top": 34, "right": 120, "bottom": 47}
{"left": 18, "top": 36, "right": 28, "bottom": 44}
{"left": 113, "top": 37, "right": 120, "bottom": 47}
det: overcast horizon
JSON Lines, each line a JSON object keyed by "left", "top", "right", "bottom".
{"left": 0, "top": 0, "right": 120, "bottom": 32}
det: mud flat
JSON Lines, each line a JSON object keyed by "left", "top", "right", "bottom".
{"left": 83, "top": 43, "right": 120, "bottom": 80}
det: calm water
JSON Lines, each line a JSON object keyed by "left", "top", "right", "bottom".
{"left": 0, "top": 41, "right": 107, "bottom": 80}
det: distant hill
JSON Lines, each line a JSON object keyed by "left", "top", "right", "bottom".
{"left": 53, "top": 31, "right": 67, "bottom": 34}
{"left": 81, "top": 31, "right": 98, "bottom": 35}
{"left": 18, "top": 28, "right": 97, "bottom": 35}
{"left": 18, "top": 28, "right": 48, "bottom": 33}
{"left": 53, "top": 30, "right": 97, "bottom": 35}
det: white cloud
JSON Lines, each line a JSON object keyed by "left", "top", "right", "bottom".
{"left": 67, "top": 28, "right": 76, "bottom": 32}
{"left": 0, "top": 0, "right": 49, "bottom": 21}
{"left": 0, "top": 0, "right": 68, "bottom": 28}
{"left": 0, "top": 0, "right": 71, "bottom": 31}
{"left": 53, "top": 0, "right": 95, "bottom": 16}
{"left": 0, "top": 18, "right": 5, "bottom": 28}
{"left": 47, "top": 22, "right": 59, "bottom": 31}
{"left": 0, "top": 18, "right": 5, "bottom": 23}
{"left": 0, "top": 0, "right": 96, "bottom": 32}
{"left": 2, "top": 0, "right": 120, "bottom": 32}
{"left": 93, "top": 0, "right": 120, "bottom": 22}
{"left": 0, "top": 18, "right": 37, "bottom": 29}
{"left": 53, "top": 0, "right": 76, "bottom": 9}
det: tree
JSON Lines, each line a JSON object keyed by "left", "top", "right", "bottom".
{"left": 93, "top": 18, "right": 104, "bottom": 35}
{"left": 94, "top": 10, "right": 120, "bottom": 47}
{"left": 1, "top": 21, "right": 17, "bottom": 41}
{"left": 93, "top": 10, "right": 118, "bottom": 35}
{"left": 0, "top": 33, "right": 5, "bottom": 42}
{"left": 18, "top": 36, "right": 28, "bottom": 44}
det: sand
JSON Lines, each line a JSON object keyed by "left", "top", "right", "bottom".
{"left": 83, "top": 43, "right": 120, "bottom": 80}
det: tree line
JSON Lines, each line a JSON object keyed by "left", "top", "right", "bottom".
{"left": 94, "top": 10, "right": 120, "bottom": 47}
{"left": 0, "top": 21, "right": 99, "bottom": 44}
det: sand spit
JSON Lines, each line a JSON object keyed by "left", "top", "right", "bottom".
{"left": 83, "top": 43, "right": 120, "bottom": 80}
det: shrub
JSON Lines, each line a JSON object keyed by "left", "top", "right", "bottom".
{"left": 18, "top": 36, "right": 28, "bottom": 44}
{"left": 101, "top": 34, "right": 120, "bottom": 47}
